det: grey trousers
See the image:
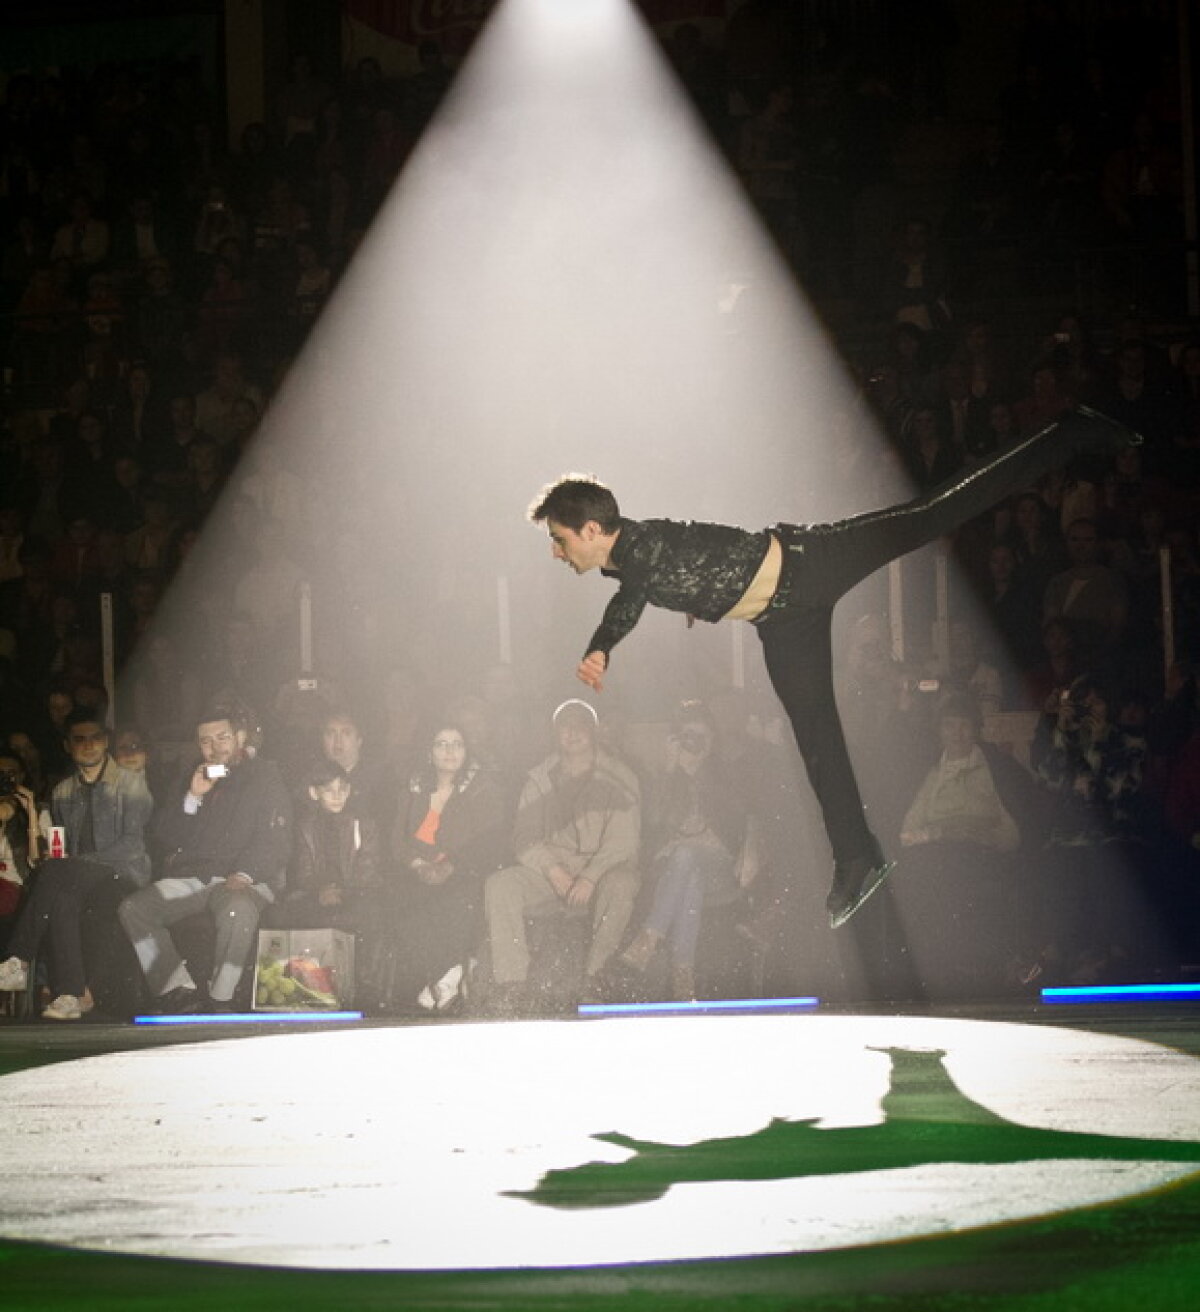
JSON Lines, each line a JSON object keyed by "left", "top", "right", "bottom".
{"left": 118, "top": 876, "right": 270, "bottom": 1002}
{"left": 485, "top": 864, "right": 639, "bottom": 985}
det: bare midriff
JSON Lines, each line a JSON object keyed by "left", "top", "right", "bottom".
{"left": 724, "top": 532, "right": 782, "bottom": 621}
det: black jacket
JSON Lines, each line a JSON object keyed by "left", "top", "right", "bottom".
{"left": 152, "top": 754, "right": 293, "bottom": 890}
{"left": 288, "top": 805, "right": 382, "bottom": 896}
{"left": 588, "top": 517, "right": 771, "bottom": 661}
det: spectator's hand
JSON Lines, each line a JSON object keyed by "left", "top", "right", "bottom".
{"left": 548, "top": 865, "right": 575, "bottom": 899}
{"left": 318, "top": 884, "right": 343, "bottom": 907}
{"left": 566, "top": 876, "right": 595, "bottom": 908}
{"left": 413, "top": 858, "right": 449, "bottom": 886}
{"left": 190, "top": 763, "right": 217, "bottom": 799}
{"left": 576, "top": 651, "right": 607, "bottom": 692}
{"left": 225, "top": 872, "right": 252, "bottom": 891}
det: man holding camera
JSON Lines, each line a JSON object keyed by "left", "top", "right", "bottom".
{"left": 0, "top": 709, "right": 153, "bottom": 1020}
{"left": 118, "top": 701, "right": 292, "bottom": 1012}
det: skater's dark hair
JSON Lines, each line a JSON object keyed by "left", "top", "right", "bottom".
{"left": 527, "top": 475, "right": 620, "bottom": 533}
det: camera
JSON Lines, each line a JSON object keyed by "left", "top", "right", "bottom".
{"left": 204, "top": 763, "right": 228, "bottom": 780}
{"left": 0, "top": 770, "right": 19, "bottom": 798}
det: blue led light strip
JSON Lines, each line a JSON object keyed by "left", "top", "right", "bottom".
{"left": 578, "top": 996, "right": 819, "bottom": 1017}
{"left": 134, "top": 1011, "right": 364, "bottom": 1026}
{"left": 1041, "top": 983, "right": 1200, "bottom": 1004}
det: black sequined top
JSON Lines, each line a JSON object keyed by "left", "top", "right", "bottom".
{"left": 586, "top": 517, "right": 772, "bottom": 662}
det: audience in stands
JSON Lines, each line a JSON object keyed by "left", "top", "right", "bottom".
{"left": 0, "top": 19, "right": 1196, "bottom": 1018}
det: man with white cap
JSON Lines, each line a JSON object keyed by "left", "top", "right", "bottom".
{"left": 483, "top": 698, "right": 640, "bottom": 1014}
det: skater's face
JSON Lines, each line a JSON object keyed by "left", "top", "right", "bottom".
{"left": 546, "top": 519, "right": 607, "bottom": 573}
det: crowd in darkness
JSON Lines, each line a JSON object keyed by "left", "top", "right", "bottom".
{"left": 0, "top": 8, "right": 1199, "bottom": 1017}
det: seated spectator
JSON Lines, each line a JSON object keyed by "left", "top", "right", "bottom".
{"left": 1042, "top": 516, "right": 1130, "bottom": 664}
{"left": 288, "top": 237, "right": 333, "bottom": 330}
{"left": 124, "top": 487, "right": 177, "bottom": 572}
{"left": 195, "top": 257, "right": 251, "bottom": 359}
{"left": 603, "top": 699, "right": 760, "bottom": 1003}
{"left": 318, "top": 707, "right": 387, "bottom": 825}
{"left": 483, "top": 699, "right": 640, "bottom": 1015}
{"left": 132, "top": 258, "right": 189, "bottom": 371}
{"left": 146, "top": 393, "right": 209, "bottom": 488}
{"left": 272, "top": 760, "right": 384, "bottom": 945}
{"left": 978, "top": 539, "right": 1043, "bottom": 681}
{"left": 1006, "top": 488, "right": 1067, "bottom": 599}
{"left": 1027, "top": 671, "right": 1155, "bottom": 982}
{"left": 0, "top": 709, "right": 153, "bottom": 1020}
{"left": 184, "top": 437, "right": 227, "bottom": 521}
{"left": 110, "top": 361, "right": 169, "bottom": 454}
{"left": 901, "top": 403, "right": 963, "bottom": 491}
{"left": 941, "top": 618, "right": 1003, "bottom": 717}
{"left": 48, "top": 194, "right": 110, "bottom": 283}
{"left": 388, "top": 720, "right": 506, "bottom": 1013}
{"left": 892, "top": 694, "right": 1046, "bottom": 1000}
{"left": 0, "top": 751, "right": 39, "bottom": 930}
{"left": 110, "top": 194, "right": 178, "bottom": 290}
{"left": 194, "top": 353, "right": 264, "bottom": 449}
{"left": 1023, "top": 615, "right": 1082, "bottom": 714}
{"left": 900, "top": 694, "right": 1021, "bottom": 854}
{"left": 193, "top": 183, "right": 246, "bottom": 261}
{"left": 117, "top": 699, "right": 292, "bottom": 1012}
{"left": 1013, "top": 359, "right": 1075, "bottom": 436}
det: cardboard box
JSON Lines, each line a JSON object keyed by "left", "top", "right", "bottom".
{"left": 253, "top": 928, "right": 355, "bottom": 1010}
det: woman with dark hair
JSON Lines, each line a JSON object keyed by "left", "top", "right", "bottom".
{"left": 387, "top": 722, "right": 506, "bottom": 1013}
{"left": 1007, "top": 489, "right": 1067, "bottom": 597}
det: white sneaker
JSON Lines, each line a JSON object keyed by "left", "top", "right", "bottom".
{"left": 43, "top": 993, "right": 93, "bottom": 1021}
{"left": 0, "top": 956, "right": 28, "bottom": 992}
{"left": 416, "top": 985, "right": 436, "bottom": 1011}
{"left": 432, "top": 962, "right": 464, "bottom": 1011}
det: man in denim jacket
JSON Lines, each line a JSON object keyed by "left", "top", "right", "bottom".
{"left": 0, "top": 708, "right": 153, "bottom": 1019}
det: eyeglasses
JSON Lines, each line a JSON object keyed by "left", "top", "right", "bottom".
{"left": 433, "top": 739, "right": 464, "bottom": 751}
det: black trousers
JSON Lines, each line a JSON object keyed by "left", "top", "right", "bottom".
{"left": 8, "top": 857, "right": 128, "bottom": 997}
{"left": 755, "top": 407, "right": 1132, "bottom": 870}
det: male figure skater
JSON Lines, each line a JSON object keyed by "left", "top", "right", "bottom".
{"left": 528, "top": 406, "right": 1139, "bottom": 928}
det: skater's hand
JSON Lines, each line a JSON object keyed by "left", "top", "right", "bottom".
{"left": 576, "top": 651, "right": 607, "bottom": 692}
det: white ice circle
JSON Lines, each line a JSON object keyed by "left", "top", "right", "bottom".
{"left": 2, "top": 1014, "right": 1199, "bottom": 1270}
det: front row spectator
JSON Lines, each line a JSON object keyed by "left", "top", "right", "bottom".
{"left": 387, "top": 721, "right": 506, "bottom": 1014}
{"left": 0, "top": 710, "right": 152, "bottom": 1019}
{"left": 118, "top": 701, "right": 292, "bottom": 1013}
{"left": 272, "top": 760, "right": 382, "bottom": 931}
{"left": 603, "top": 699, "right": 760, "bottom": 1003}
{"left": 267, "top": 758, "right": 388, "bottom": 1009}
{"left": 483, "top": 699, "right": 640, "bottom": 1015}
